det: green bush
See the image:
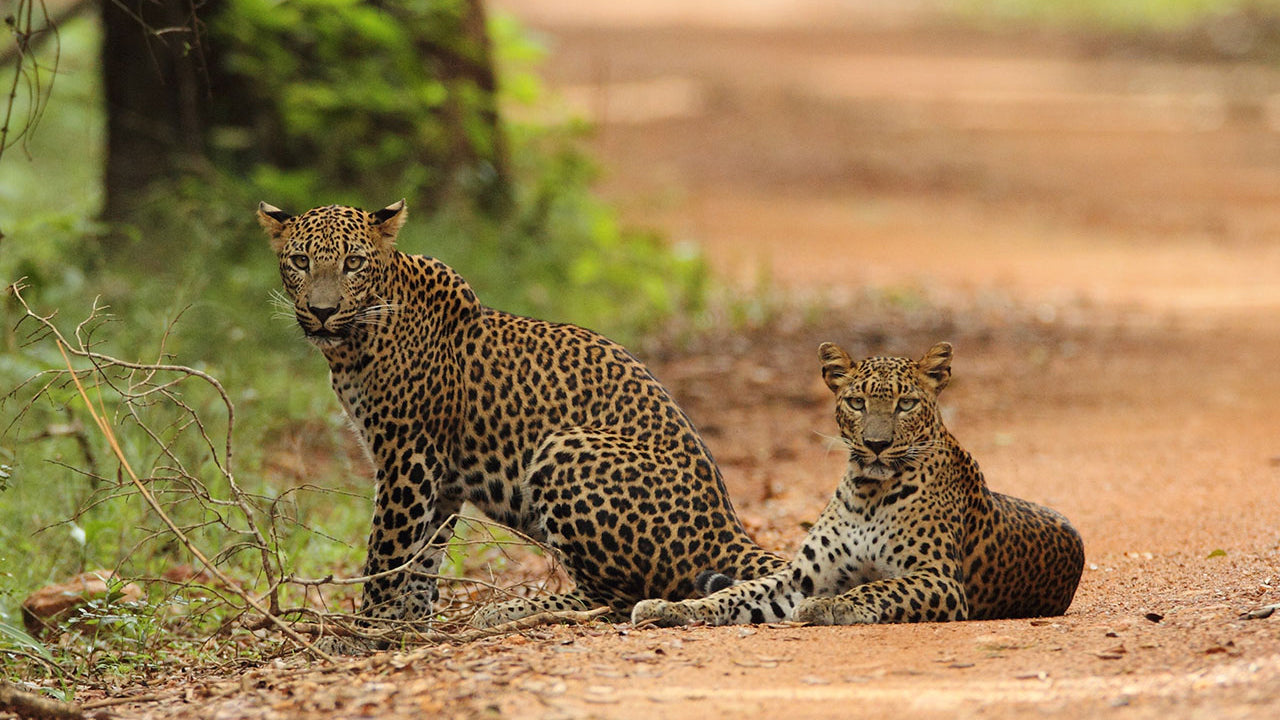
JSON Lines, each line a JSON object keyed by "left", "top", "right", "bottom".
{"left": 211, "top": 0, "right": 511, "bottom": 212}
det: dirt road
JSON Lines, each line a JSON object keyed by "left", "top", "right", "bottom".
{"left": 110, "top": 3, "right": 1280, "bottom": 718}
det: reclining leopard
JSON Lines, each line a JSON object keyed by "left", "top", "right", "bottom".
{"left": 257, "top": 200, "right": 784, "bottom": 634}
{"left": 632, "top": 341, "right": 1084, "bottom": 627}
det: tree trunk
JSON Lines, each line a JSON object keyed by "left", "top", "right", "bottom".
{"left": 447, "top": 0, "right": 513, "bottom": 215}
{"left": 100, "top": 0, "right": 210, "bottom": 243}
{"left": 390, "top": 0, "right": 513, "bottom": 215}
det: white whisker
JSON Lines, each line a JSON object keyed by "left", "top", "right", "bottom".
{"left": 814, "top": 432, "right": 852, "bottom": 452}
{"left": 268, "top": 290, "right": 297, "bottom": 323}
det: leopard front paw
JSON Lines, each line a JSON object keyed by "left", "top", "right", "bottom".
{"left": 794, "top": 597, "right": 835, "bottom": 625}
{"left": 631, "top": 599, "right": 699, "bottom": 627}
{"left": 795, "top": 597, "right": 876, "bottom": 625}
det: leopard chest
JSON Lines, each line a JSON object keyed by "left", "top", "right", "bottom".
{"left": 816, "top": 474, "right": 951, "bottom": 586}
{"left": 324, "top": 350, "right": 446, "bottom": 462}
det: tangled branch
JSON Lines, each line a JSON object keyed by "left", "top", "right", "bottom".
{"left": 0, "top": 678, "right": 83, "bottom": 719}
{"left": 0, "top": 0, "right": 77, "bottom": 163}
{"left": 8, "top": 281, "right": 334, "bottom": 661}
{"left": 4, "top": 281, "right": 598, "bottom": 674}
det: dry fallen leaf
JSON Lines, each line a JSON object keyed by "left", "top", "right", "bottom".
{"left": 20, "top": 570, "right": 145, "bottom": 638}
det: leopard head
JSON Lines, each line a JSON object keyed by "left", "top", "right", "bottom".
{"left": 819, "top": 341, "right": 953, "bottom": 481}
{"left": 257, "top": 200, "right": 407, "bottom": 348}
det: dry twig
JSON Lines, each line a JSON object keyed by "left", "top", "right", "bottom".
{"left": 6, "top": 281, "right": 333, "bottom": 662}
{"left": 4, "top": 282, "right": 596, "bottom": 669}
{"left": 0, "top": 679, "right": 83, "bottom": 720}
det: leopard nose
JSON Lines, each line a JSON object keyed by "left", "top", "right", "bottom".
{"left": 309, "top": 306, "right": 337, "bottom": 324}
{"left": 864, "top": 438, "right": 891, "bottom": 455}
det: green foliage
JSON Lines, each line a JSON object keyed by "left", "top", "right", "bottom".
{"left": 0, "top": 620, "right": 51, "bottom": 661}
{"left": 0, "top": 299, "right": 346, "bottom": 679}
{"left": 212, "top": 0, "right": 510, "bottom": 212}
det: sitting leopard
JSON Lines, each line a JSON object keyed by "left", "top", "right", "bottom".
{"left": 632, "top": 341, "right": 1084, "bottom": 627}
{"left": 257, "top": 200, "right": 784, "bottom": 633}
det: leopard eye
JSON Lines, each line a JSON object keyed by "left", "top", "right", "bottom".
{"left": 289, "top": 254, "right": 310, "bottom": 271}
{"left": 897, "top": 398, "right": 918, "bottom": 413}
{"left": 343, "top": 255, "right": 367, "bottom": 273}
{"left": 844, "top": 396, "right": 866, "bottom": 412}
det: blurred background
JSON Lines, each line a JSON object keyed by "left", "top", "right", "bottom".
{"left": 494, "top": 0, "right": 1280, "bottom": 314}
{"left": 3, "top": 0, "right": 1280, "bottom": 678}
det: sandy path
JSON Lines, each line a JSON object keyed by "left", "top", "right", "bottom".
{"left": 481, "top": 3, "right": 1280, "bottom": 718}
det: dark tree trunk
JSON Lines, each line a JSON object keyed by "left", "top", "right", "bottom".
{"left": 100, "top": 0, "right": 211, "bottom": 243}
{"left": 447, "top": 0, "right": 513, "bottom": 215}
{"left": 388, "top": 0, "right": 513, "bottom": 215}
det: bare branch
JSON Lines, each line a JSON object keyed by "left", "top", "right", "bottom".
{"left": 0, "top": 679, "right": 83, "bottom": 719}
{"left": 0, "top": 0, "right": 93, "bottom": 67}
{"left": 0, "top": 0, "right": 75, "bottom": 161}
{"left": 6, "top": 281, "right": 324, "bottom": 660}
{"left": 4, "top": 281, "right": 597, "bottom": 671}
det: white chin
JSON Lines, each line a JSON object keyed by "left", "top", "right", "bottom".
{"left": 306, "top": 335, "right": 346, "bottom": 349}
{"left": 857, "top": 463, "right": 896, "bottom": 481}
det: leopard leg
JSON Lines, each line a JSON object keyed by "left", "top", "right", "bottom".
{"left": 520, "top": 428, "right": 785, "bottom": 621}
{"left": 632, "top": 568, "right": 810, "bottom": 627}
{"left": 795, "top": 569, "right": 969, "bottom": 625}
{"left": 469, "top": 591, "right": 611, "bottom": 628}
{"left": 354, "top": 461, "right": 463, "bottom": 632}
{"left": 633, "top": 494, "right": 880, "bottom": 627}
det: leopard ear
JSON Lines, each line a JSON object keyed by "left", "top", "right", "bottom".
{"left": 917, "top": 342, "right": 953, "bottom": 393}
{"left": 257, "top": 202, "right": 293, "bottom": 253}
{"left": 371, "top": 199, "right": 407, "bottom": 245}
{"left": 819, "top": 342, "right": 854, "bottom": 394}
